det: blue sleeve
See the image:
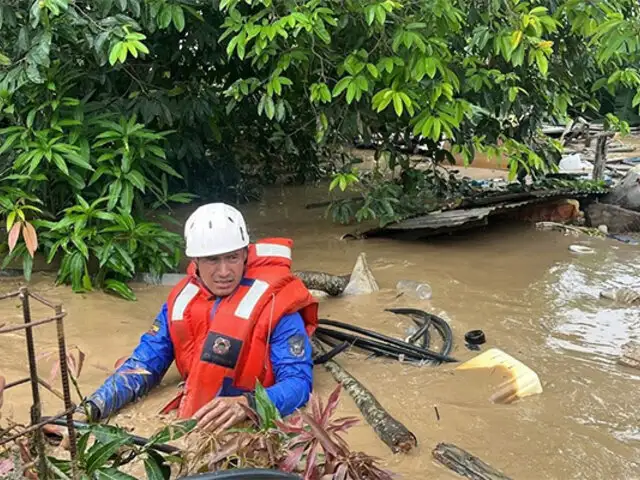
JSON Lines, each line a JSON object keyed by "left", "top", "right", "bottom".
{"left": 85, "top": 303, "right": 175, "bottom": 420}
{"left": 264, "top": 312, "right": 313, "bottom": 417}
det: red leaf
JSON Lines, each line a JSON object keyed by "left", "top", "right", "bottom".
{"left": 21, "top": 222, "right": 38, "bottom": 257}
{"left": 328, "top": 416, "right": 360, "bottom": 433}
{"left": 310, "top": 392, "right": 323, "bottom": 424}
{"left": 299, "top": 411, "right": 340, "bottom": 457}
{"left": 303, "top": 440, "right": 320, "bottom": 480}
{"left": 48, "top": 361, "right": 60, "bottom": 385}
{"left": 67, "top": 347, "right": 86, "bottom": 378}
{"left": 322, "top": 383, "right": 342, "bottom": 424}
{"left": 0, "top": 458, "right": 14, "bottom": 476}
{"left": 334, "top": 462, "right": 348, "bottom": 480}
{"left": 279, "top": 445, "right": 306, "bottom": 472}
{"left": 0, "top": 375, "right": 5, "bottom": 410}
{"left": 7, "top": 222, "right": 21, "bottom": 253}
{"left": 275, "top": 416, "right": 305, "bottom": 434}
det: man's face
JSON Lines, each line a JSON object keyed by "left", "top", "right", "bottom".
{"left": 196, "top": 248, "right": 247, "bottom": 297}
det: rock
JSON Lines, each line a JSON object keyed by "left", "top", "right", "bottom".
{"left": 618, "top": 340, "right": 640, "bottom": 370}
{"left": 585, "top": 203, "right": 640, "bottom": 233}
{"left": 342, "top": 252, "right": 379, "bottom": 296}
{"left": 600, "top": 288, "right": 640, "bottom": 304}
{"left": 602, "top": 165, "right": 640, "bottom": 212}
{"left": 597, "top": 224, "right": 609, "bottom": 234}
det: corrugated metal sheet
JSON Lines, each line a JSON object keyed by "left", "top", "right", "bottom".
{"left": 383, "top": 200, "right": 536, "bottom": 231}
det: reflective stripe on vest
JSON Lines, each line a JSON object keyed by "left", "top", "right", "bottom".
{"left": 172, "top": 283, "right": 199, "bottom": 321}
{"left": 255, "top": 243, "right": 292, "bottom": 259}
{"left": 235, "top": 279, "right": 270, "bottom": 320}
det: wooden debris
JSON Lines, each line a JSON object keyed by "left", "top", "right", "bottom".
{"left": 312, "top": 339, "right": 418, "bottom": 454}
{"left": 592, "top": 134, "right": 610, "bottom": 181}
{"left": 618, "top": 341, "right": 640, "bottom": 370}
{"left": 294, "top": 271, "right": 350, "bottom": 296}
{"left": 535, "top": 221, "right": 605, "bottom": 238}
{"left": 432, "top": 443, "right": 513, "bottom": 480}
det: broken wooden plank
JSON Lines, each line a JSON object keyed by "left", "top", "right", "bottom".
{"left": 432, "top": 443, "right": 513, "bottom": 480}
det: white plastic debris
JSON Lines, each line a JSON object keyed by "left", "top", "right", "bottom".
{"left": 342, "top": 252, "right": 380, "bottom": 296}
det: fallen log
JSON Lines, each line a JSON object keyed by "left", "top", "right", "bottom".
{"left": 294, "top": 271, "right": 350, "bottom": 296}
{"left": 432, "top": 443, "right": 513, "bottom": 480}
{"left": 312, "top": 339, "right": 418, "bottom": 454}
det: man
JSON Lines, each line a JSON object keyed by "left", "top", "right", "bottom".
{"left": 82, "top": 203, "right": 318, "bottom": 433}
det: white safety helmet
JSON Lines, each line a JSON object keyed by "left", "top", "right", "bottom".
{"left": 184, "top": 203, "right": 250, "bottom": 258}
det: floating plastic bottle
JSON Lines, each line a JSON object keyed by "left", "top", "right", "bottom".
{"left": 396, "top": 280, "right": 432, "bottom": 300}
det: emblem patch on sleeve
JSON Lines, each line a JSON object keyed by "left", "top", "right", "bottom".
{"left": 288, "top": 333, "right": 306, "bottom": 358}
{"left": 147, "top": 319, "right": 161, "bottom": 336}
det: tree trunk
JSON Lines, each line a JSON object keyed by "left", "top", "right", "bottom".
{"left": 592, "top": 135, "right": 608, "bottom": 181}
{"left": 432, "top": 443, "right": 513, "bottom": 480}
{"left": 312, "top": 339, "right": 417, "bottom": 453}
{"left": 294, "top": 271, "right": 350, "bottom": 296}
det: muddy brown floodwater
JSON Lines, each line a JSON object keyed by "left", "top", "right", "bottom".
{"left": 1, "top": 180, "right": 639, "bottom": 480}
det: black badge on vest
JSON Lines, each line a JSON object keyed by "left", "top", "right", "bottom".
{"left": 201, "top": 332, "right": 243, "bottom": 369}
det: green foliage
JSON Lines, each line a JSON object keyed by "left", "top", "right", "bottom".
{"left": 2, "top": 0, "right": 640, "bottom": 279}
{"left": 46, "top": 419, "right": 196, "bottom": 479}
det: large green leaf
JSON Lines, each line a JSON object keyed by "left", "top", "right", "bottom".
{"left": 95, "top": 467, "right": 138, "bottom": 480}
{"left": 146, "top": 419, "right": 196, "bottom": 446}
{"left": 85, "top": 438, "right": 131, "bottom": 474}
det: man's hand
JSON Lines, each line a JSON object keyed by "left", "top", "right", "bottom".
{"left": 193, "top": 396, "right": 249, "bottom": 434}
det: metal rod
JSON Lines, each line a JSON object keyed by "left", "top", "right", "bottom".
{"left": 19, "top": 287, "right": 48, "bottom": 478}
{"left": 5, "top": 377, "right": 66, "bottom": 401}
{"left": 55, "top": 305, "right": 78, "bottom": 478}
{"left": 0, "top": 406, "right": 76, "bottom": 446}
{"left": 0, "top": 313, "right": 66, "bottom": 334}
{"left": 27, "top": 291, "right": 60, "bottom": 310}
{"left": 4, "top": 377, "right": 31, "bottom": 389}
{"left": 0, "top": 290, "right": 21, "bottom": 300}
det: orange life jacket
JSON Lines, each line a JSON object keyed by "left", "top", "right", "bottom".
{"left": 164, "top": 237, "right": 318, "bottom": 418}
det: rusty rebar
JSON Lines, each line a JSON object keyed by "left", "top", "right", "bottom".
{"left": 4, "top": 377, "right": 31, "bottom": 389}
{"left": 19, "top": 287, "right": 48, "bottom": 478}
{"left": 5, "top": 376, "right": 66, "bottom": 402}
{"left": 0, "top": 313, "right": 65, "bottom": 334}
{"left": 55, "top": 304, "right": 78, "bottom": 478}
{"left": 28, "top": 291, "right": 59, "bottom": 310}
{"left": 0, "top": 406, "right": 76, "bottom": 446}
{"left": 0, "top": 290, "right": 21, "bottom": 300}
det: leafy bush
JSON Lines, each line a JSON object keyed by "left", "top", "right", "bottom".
{"left": 2, "top": 0, "right": 640, "bottom": 292}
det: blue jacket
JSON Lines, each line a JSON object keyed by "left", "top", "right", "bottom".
{"left": 86, "top": 302, "right": 313, "bottom": 419}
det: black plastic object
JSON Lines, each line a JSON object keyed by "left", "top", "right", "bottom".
{"left": 464, "top": 330, "right": 486, "bottom": 345}
{"left": 179, "top": 470, "right": 302, "bottom": 479}
{"left": 313, "top": 309, "right": 456, "bottom": 365}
